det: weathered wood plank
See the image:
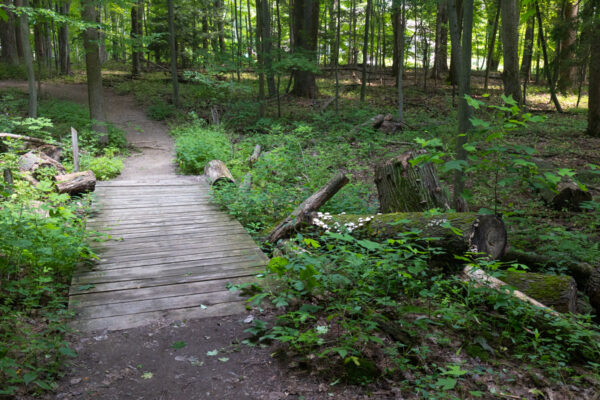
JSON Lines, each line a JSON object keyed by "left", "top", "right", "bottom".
{"left": 71, "top": 301, "right": 246, "bottom": 332}
{"left": 88, "top": 215, "right": 233, "bottom": 232}
{"left": 70, "top": 266, "right": 262, "bottom": 294}
{"left": 90, "top": 224, "right": 245, "bottom": 241}
{"left": 89, "top": 222, "right": 241, "bottom": 238}
{"left": 70, "top": 276, "right": 250, "bottom": 308}
{"left": 90, "top": 226, "right": 247, "bottom": 247}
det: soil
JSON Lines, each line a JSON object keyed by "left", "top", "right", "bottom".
{"left": 0, "top": 81, "right": 382, "bottom": 399}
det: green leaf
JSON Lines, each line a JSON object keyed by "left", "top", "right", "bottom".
{"left": 436, "top": 377, "right": 457, "bottom": 390}
{"left": 141, "top": 372, "right": 153, "bottom": 379}
{"left": 218, "top": 357, "right": 229, "bottom": 362}
{"left": 442, "top": 160, "right": 468, "bottom": 173}
{"left": 206, "top": 350, "right": 219, "bottom": 356}
{"left": 171, "top": 341, "right": 186, "bottom": 349}
{"left": 59, "top": 346, "right": 77, "bottom": 357}
{"left": 0, "top": 9, "right": 8, "bottom": 21}
{"left": 303, "top": 238, "right": 320, "bottom": 249}
{"left": 23, "top": 372, "right": 37, "bottom": 385}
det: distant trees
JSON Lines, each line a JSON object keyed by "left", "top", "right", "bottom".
{"left": 0, "top": 0, "right": 19, "bottom": 65}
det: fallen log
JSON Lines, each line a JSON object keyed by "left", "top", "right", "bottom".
{"left": 249, "top": 145, "right": 262, "bottom": 165}
{"left": 267, "top": 172, "right": 349, "bottom": 243}
{"left": 18, "top": 150, "right": 66, "bottom": 179}
{"left": 0, "top": 132, "right": 53, "bottom": 146}
{"left": 539, "top": 179, "right": 592, "bottom": 211}
{"left": 55, "top": 171, "right": 96, "bottom": 196}
{"left": 375, "top": 150, "right": 450, "bottom": 213}
{"left": 463, "top": 266, "right": 559, "bottom": 316}
{"left": 309, "top": 212, "right": 508, "bottom": 259}
{"left": 499, "top": 270, "right": 577, "bottom": 313}
{"left": 204, "top": 160, "right": 235, "bottom": 186}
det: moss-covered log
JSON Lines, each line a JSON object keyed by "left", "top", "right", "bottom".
{"left": 375, "top": 150, "right": 450, "bottom": 213}
{"left": 499, "top": 271, "right": 577, "bottom": 313}
{"left": 310, "top": 212, "right": 508, "bottom": 259}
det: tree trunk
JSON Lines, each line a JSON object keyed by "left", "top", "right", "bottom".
{"left": 55, "top": 171, "right": 97, "bottom": 196}
{"left": 0, "top": 0, "right": 19, "bottom": 65}
{"left": 310, "top": 212, "right": 509, "bottom": 260}
{"left": 81, "top": 0, "right": 108, "bottom": 144}
{"left": 58, "top": 1, "right": 71, "bottom": 75}
{"left": 535, "top": 1, "right": 563, "bottom": 113}
{"left": 268, "top": 172, "right": 349, "bottom": 243}
{"left": 431, "top": 0, "right": 449, "bottom": 79}
{"left": 258, "top": 0, "right": 276, "bottom": 97}
{"left": 167, "top": 0, "right": 179, "bottom": 107}
{"left": 375, "top": 150, "right": 450, "bottom": 213}
{"left": 520, "top": 13, "right": 534, "bottom": 79}
{"left": 204, "top": 160, "right": 235, "bottom": 185}
{"left": 360, "top": 0, "right": 372, "bottom": 103}
{"left": 131, "top": 0, "right": 142, "bottom": 78}
{"left": 17, "top": 0, "right": 37, "bottom": 118}
{"left": 556, "top": 0, "right": 579, "bottom": 93}
{"left": 500, "top": 0, "right": 521, "bottom": 103}
{"left": 588, "top": 0, "right": 600, "bottom": 137}
{"left": 483, "top": 0, "right": 500, "bottom": 90}
{"left": 291, "top": 0, "right": 320, "bottom": 98}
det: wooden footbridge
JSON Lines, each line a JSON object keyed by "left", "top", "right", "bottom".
{"left": 69, "top": 177, "right": 268, "bottom": 332}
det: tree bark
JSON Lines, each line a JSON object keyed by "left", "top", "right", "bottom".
{"left": 258, "top": 0, "right": 276, "bottom": 97}
{"left": 0, "top": 0, "right": 19, "bottom": 65}
{"left": 535, "top": 1, "right": 563, "bottom": 113}
{"left": 267, "top": 172, "right": 349, "bottom": 243}
{"left": 375, "top": 150, "right": 450, "bottom": 213}
{"left": 431, "top": 0, "right": 449, "bottom": 79}
{"left": 81, "top": 0, "right": 108, "bottom": 144}
{"left": 500, "top": 270, "right": 577, "bottom": 313}
{"left": 131, "top": 0, "right": 142, "bottom": 78}
{"left": 484, "top": 0, "right": 500, "bottom": 91}
{"left": 18, "top": 150, "right": 66, "bottom": 179}
{"left": 520, "top": 13, "right": 534, "bottom": 79}
{"left": 167, "top": 0, "right": 179, "bottom": 107}
{"left": 291, "top": 0, "right": 320, "bottom": 98}
{"left": 58, "top": 1, "right": 71, "bottom": 75}
{"left": 17, "top": 0, "right": 37, "bottom": 118}
{"left": 500, "top": 0, "right": 521, "bottom": 103}
{"left": 588, "top": 0, "right": 600, "bottom": 137}
{"left": 55, "top": 171, "right": 96, "bottom": 196}
{"left": 556, "top": 0, "right": 579, "bottom": 93}
{"left": 360, "top": 0, "right": 372, "bottom": 103}
{"left": 310, "top": 212, "right": 509, "bottom": 260}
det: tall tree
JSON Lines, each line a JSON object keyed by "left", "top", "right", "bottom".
{"left": 167, "top": 0, "right": 179, "bottom": 107}
{"left": 131, "top": 0, "right": 142, "bottom": 78}
{"left": 58, "top": 0, "right": 71, "bottom": 75}
{"left": 500, "top": 0, "right": 521, "bottom": 103}
{"left": 431, "top": 0, "right": 449, "bottom": 79}
{"left": 535, "top": 0, "right": 562, "bottom": 112}
{"left": 449, "top": 0, "right": 473, "bottom": 210}
{"left": 257, "top": 0, "right": 276, "bottom": 96}
{"left": 81, "top": 0, "right": 108, "bottom": 143}
{"left": 483, "top": 0, "right": 500, "bottom": 90}
{"left": 588, "top": 0, "right": 600, "bottom": 137}
{"left": 17, "top": 0, "right": 37, "bottom": 117}
{"left": 520, "top": 12, "right": 534, "bottom": 79}
{"left": 0, "top": 0, "right": 19, "bottom": 65}
{"left": 556, "top": 0, "right": 579, "bottom": 93}
{"left": 360, "top": 0, "right": 372, "bottom": 103}
{"left": 291, "top": 0, "right": 319, "bottom": 98}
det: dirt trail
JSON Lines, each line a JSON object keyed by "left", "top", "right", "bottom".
{"left": 0, "top": 81, "right": 381, "bottom": 399}
{"left": 0, "top": 81, "right": 176, "bottom": 179}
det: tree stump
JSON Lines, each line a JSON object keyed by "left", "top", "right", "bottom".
{"left": 375, "top": 150, "right": 450, "bottom": 213}
{"left": 55, "top": 171, "right": 96, "bottom": 196}
{"left": 540, "top": 179, "right": 593, "bottom": 211}
{"left": 309, "top": 212, "right": 508, "bottom": 260}
{"left": 204, "top": 160, "right": 235, "bottom": 186}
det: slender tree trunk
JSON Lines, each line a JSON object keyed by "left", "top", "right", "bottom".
{"left": 246, "top": 0, "right": 253, "bottom": 61}
{"left": 449, "top": 0, "right": 473, "bottom": 209}
{"left": 256, "top": 0, "right": 266, "bottom": 117}
{"left": 535, "top": 1, "right": 563, "bottom": 112}
{"left": 520, "top": 13, "right": 534, "bottom": 78}
{"left": 500, "top": 0, "right": 521, "bottom": 103}
{"left": 167, "top": 0, "right": 179, "bottom": 107}
{"left": 334, "top": 0, "right": 340, "bottom": 113}
{"left": 396, "top": 0, "right": 405, "bottom": 121}
{"left": 81, "top": 0, "right": 108, "bottom": 143}
{"left": 215, "top": 0, "right": 226, "bottom": 53}
{"left": 431, "top": 0, "right": 449, "bottom": 79}
{"left": 360, "top": 0, "right": 372, "bottom": 103}
{"left": 259, "top": 0, "right": 276, "bottom": 96}
{"left": 131, "top": 0, "right": 142, "bottom": 78}
{"left": 291, "top": 0, "right": 320, "bottom": 98}
{"left": 0, "top": 0, "right": 19, "bottom": 65}
{"left": 58, "top": 1, "right": 70, "bottom": 74}
{"left": 17, "top": 0, "right": 37, "bottom": 117}
{"left": 587, "top": 0, "right": 600, "bottom": 136}
{"left": 556, "top": 0, "right": 579, "bottom": 93}
{"left": 392, "top": 0, "right": 402, "bottom": 79}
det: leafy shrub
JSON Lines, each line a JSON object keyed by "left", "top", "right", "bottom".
{"left": 173, "top": 122, "right": 231, "bottom": 174}
{"left": 80, "top": 148, "right": 124, "bottom": 180}
{"left": 0, "top": 63, "right": 27, "bottom": 80}
{"left": 147, "top": 102, "right": 175, "bottom": 121}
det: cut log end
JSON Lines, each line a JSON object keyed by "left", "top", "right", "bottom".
{"left": 469, "top": 215, "right": 509, "bottom": 260}
{"left": 204, "top": 160, "right": 235, "bottom": 186}
{"left": 55, "top": 171, "right": 96, "bottom": 196}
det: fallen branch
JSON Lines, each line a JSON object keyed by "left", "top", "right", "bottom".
{"left": 0, "top": 133, "right": 54, "bottom": 146}
{"left": 267, "top": 172, "right": 349, "bottom": 243}
{"left": 249, "top": 144, "right": 262, "bottom": 165}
